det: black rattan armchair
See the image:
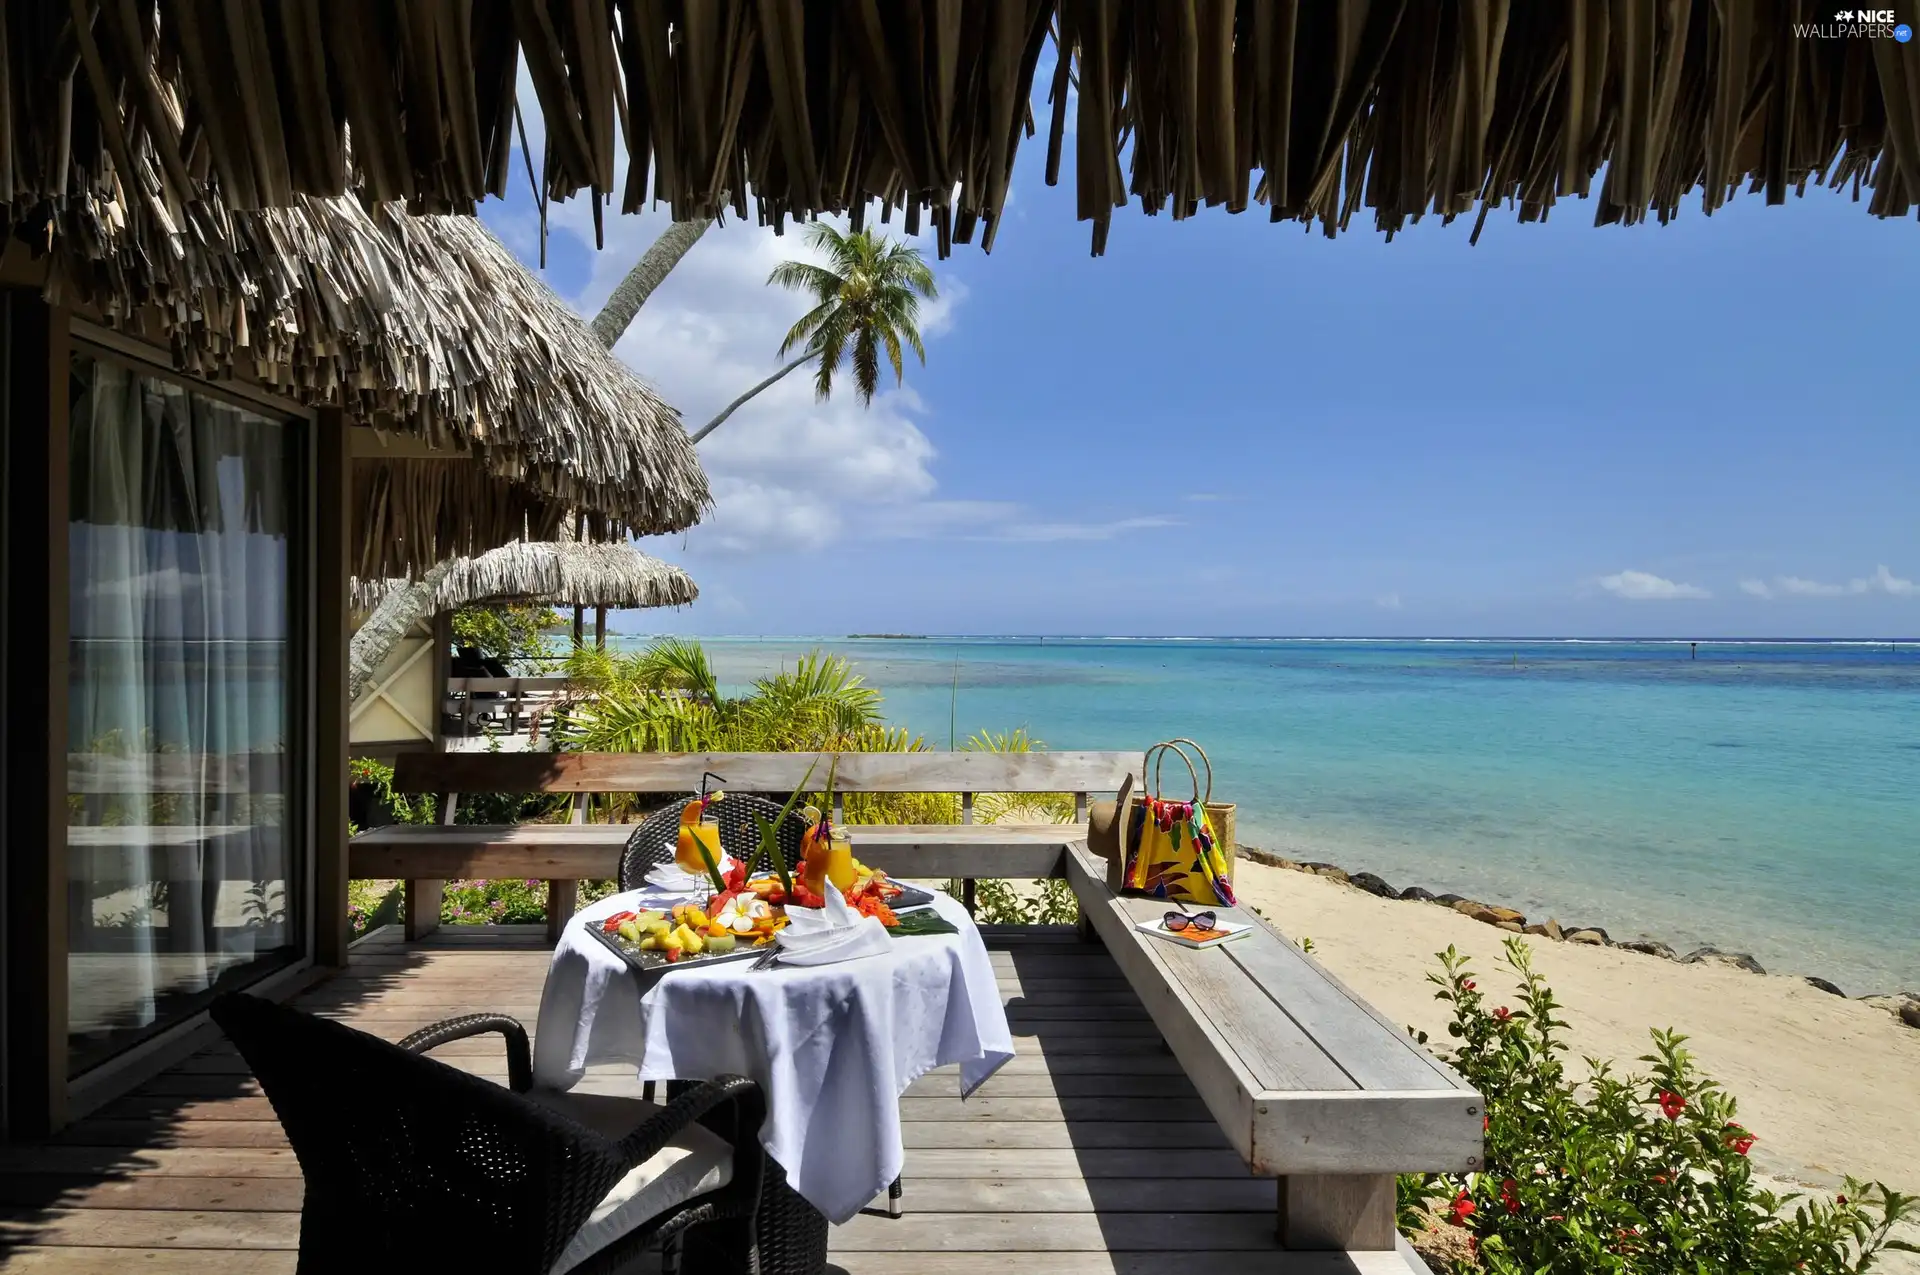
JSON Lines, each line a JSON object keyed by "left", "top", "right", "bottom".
{"left": 620, "top": 793, "right": 811, "bottom": 892}
{"left": 211, "top": 992, "right": 766, "bottom": 1274}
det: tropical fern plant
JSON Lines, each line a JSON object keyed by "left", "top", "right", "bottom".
{"left": 965, "top": 727, "right": 1076, "bottom": 825}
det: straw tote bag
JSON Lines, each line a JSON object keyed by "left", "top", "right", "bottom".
{"left": 1119, "top": 739, "right": 1237, "bottom": 907}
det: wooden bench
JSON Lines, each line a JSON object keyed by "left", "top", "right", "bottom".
{"left": 346, "top": 750, "right": 1139, "bottom": 943}
{"left": 1063, "top": 843, "right": 1482, "bottom": 1254}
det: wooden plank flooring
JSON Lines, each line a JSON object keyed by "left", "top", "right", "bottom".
{"left": 0, "top": 924, "right": 1423, "bottom": 1273}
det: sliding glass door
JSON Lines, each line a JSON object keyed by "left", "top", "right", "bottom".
{"left": 65, "top": 353, "right": 304, "bottom": 1073}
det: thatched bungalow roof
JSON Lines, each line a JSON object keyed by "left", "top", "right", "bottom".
{"left": 20, "top": 147, "right": 708, "bottom": 577}
{"left": 354, "top": 541, "right": 698, "bottom": 615}
{"left": 5, "top": 4, "right": 1916, "bottom": 258}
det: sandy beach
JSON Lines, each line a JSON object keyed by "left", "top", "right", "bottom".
{"left": 1232, "top": 859, "right": 1920, "bottom": 1198}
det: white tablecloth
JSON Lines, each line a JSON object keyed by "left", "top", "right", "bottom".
{"left": 533, "top": 886, "right": 1014, "bottom": 1224}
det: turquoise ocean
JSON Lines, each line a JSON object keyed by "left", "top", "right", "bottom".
{"left": 629, "top": 636, "right": 1918, "bottom": 994}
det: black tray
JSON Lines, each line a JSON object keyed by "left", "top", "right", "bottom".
{"left": 585, "top": 920, "right": 769, "bottom": 989}
{"left": 884, "top": 883, "right": 936, "bottom": 910}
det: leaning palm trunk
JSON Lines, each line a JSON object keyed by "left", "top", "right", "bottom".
{"left": 348, "top": 560, "right": 457, "bottom": 703}
{"left": 689, "top": 353, "right": 815, "bottom": 443}
{"left": 590, "top": 219, "right": 712, "bottom": 349}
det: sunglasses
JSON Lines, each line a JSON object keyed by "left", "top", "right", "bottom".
{"left": 1163, "top": 911, "right": 1217, "bottom": 932}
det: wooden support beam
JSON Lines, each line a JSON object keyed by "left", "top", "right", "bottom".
{"left": 3, "top": 291, "right": 72, "bottom": 1135}
{"left": 546, "top": 879, "right": 579, "bottom": 945}
{"left": 1279, "top": 1174, "right": 1397, "bottom": 1251}
{"left": 405, "top": 879, "right": 446, "bottom": 942}
{"left": 313, "top": 409, "right": 352, "bottom": 968}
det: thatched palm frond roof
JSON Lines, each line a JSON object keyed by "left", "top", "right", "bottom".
{"left": 5, "top": 4, "right": 1916, "bottom": 258}
{"left": 37, "top": 160, "right": 707, "bottom": 576}
{"left": 354, "top": 541, "right": 699, "bottom": 615}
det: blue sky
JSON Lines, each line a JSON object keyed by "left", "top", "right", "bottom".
{"left": 484, "top": 124, "right": 1918, "bottom": 639}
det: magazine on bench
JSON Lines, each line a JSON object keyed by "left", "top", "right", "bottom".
{"left": 1135, "top": 914, "right": 1253, "bottom": 949}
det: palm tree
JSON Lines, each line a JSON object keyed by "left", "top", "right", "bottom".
{"left": 692, "top": 225, "right": 937, "bottom": 442}
{"left": 590, "top": 219, "right": 712, "bottom": 349}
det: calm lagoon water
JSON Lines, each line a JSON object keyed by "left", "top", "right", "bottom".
{"left": 626, "top": 636, "right": 1920, "bottom": 993}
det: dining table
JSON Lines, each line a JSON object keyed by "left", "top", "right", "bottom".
{"left": 532, "top": 879, "right": 1015, "bottom": 1274}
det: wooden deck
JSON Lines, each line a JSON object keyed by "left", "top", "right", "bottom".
{"left": 0, "top": 925, "right": 1424, "bottom": 1274}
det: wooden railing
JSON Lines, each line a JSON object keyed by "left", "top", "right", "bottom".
{"left": 354, "top": 750, "right": 1142, "bottom": 940}
{"left": 442, "top": 676, "right": 576, "bottom": 739}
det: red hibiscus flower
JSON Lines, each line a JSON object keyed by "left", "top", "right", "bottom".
{"left": 1493, "top": 1006, "right": 1511, "bottom": 1021}
{"left": 1462, "top": 980, "right": 1476, "bottom": 991}
{"left": 1500, "top": 1178, "right": 1520, "bottom": 1214}
{"left": 1448, "top": 1189, "right": 1476, "bottom": 1226}
{"left": 1657, "top": 1090, "right": 1686, "bottom": 1120}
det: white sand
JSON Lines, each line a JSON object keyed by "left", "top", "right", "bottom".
{"left": 1232, "top": 860, "right": 1920, "bottom": 1196}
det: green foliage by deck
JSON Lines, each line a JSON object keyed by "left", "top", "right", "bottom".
{"left": 1401, "top": 938, "right": 1917, "bottom": 1273}
{"left": 450, "top": 603, "right": 562, "bottom": 667}
{"left": 353, "top": 639, "right": 1076, "bottom": 924}
{"left": 348, "top": 757, "right": 437, "bottom": 827}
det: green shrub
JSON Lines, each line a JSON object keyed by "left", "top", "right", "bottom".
{"left": 451, "top": 603, "right": 561, "bottom": 668}
{"left": 349, "top": 757, "right": 436, "bottom": 826}
{"left": 347, "top": 878, "right": 402, "bottom": 938}
{"left": 1401, "top": 938, "right": 1917, "bottom": 1273}
{"left": 441, "top": 878, "right": 549, "bottom": 925}
{"left": 959, "top": 877, "right": 1079, "bottom": 926}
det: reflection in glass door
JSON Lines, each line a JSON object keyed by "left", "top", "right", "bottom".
{"left": 65, "top": 354, "right": 302, "bottom": 1073}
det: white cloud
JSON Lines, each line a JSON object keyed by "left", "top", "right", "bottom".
{"left": 988, "top": 515, "right": 1179, "bottom": 543}
{"left": 865, "top": 504, "right": 1176, "bottom": 544}
{"left": 495, "top": 90, "right": 977, "bottom": 558}
{"left": 1599, "top": 570, "right": 1711, "bottom": 600}
{"left": 524, "top": 200, "right": 970, "bottom": 556}
{"left": 1869, "top": 564, "right": 1918, "bottom": 596}
{"left": 1375, "top": 592, "right": 1403, "bottom": 610}
{"left": 1741, "top": 565, "right": 1916, "bottom": 600}
{"left": 1776, "top": 575, "right": 1846, "bottom": 597}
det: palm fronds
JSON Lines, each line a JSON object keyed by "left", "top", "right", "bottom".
{"left": 966, "top": 727, "right": 1073, "bottom": 824}
{"left": 771, "top": 224, "right": 937, "bottom": 405}
{"left": 631, "top": 638, "right": 721, "bottom": 704}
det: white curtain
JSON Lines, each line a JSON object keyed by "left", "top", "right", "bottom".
{"left": 68, "top": 358, "right": 292, "bottom": 1063}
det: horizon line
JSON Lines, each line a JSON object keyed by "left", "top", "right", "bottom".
{"left": 594, "top": 633, "right": 1918, "bottom": 644}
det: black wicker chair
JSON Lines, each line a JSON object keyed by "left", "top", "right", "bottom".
{"left": 620, "top": 794, "right": 811, "bottom": 892}
{"left": 211, "top": 992, "right": 767, "bottom": 1274}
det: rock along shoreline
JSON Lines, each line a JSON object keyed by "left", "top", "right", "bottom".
{"left": 1235, "top": 846, "right": 1920, "bottom": 1032}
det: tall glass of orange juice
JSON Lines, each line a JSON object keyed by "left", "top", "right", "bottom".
{"left": 692, "top": 815, "right": 724, "bottom": 872}
{"left": 677, "top": 812, "right": 724, "bottom": 876}
{"left": 825, "top": 828, "right": 856, "bottom": 892}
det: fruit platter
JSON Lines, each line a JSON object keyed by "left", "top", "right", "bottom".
{"left": 590, "top": 776, "right": 958, "bottom": 978}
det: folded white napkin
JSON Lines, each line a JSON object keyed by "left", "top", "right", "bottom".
{"left": 644, "top": 853, "right": 736, "bottom": 895}
{"left": 775, "top": 885, "right": 892, "bottom": 966}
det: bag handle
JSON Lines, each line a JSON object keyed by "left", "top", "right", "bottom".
{"left": 1143, "top": 740, "right": 1202, "bottom": 805}
{"left": 1162, "top": 737, "right": 1213, "bottom": 806}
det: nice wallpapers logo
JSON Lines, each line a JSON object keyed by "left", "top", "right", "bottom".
{"left": 1797, "top": 8, "right": 1914, "bottom": 37}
